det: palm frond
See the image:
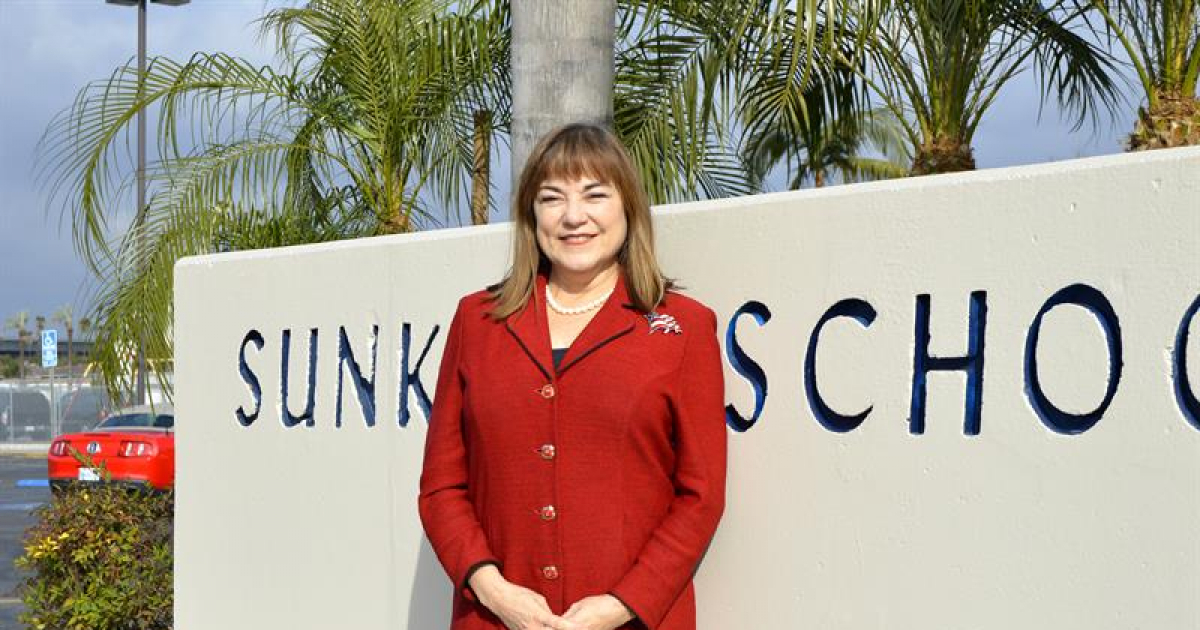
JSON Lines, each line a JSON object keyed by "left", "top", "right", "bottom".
{"left": 614, "top": 0, "right": 783, "bottom": 202}
{"left": 39, "top": 0, "right": 512, "bottom": 402}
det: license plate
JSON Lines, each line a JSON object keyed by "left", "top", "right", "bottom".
{"left": 77, "top": 468, "right": 100, "bottom": 482}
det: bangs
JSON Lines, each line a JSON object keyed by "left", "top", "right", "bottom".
{"left": 529, "top": 128, "right": 624, "bottom": 187}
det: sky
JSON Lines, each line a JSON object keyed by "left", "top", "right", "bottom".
{"left": 0, "top": 0, "right": 1137, "bottom": 335}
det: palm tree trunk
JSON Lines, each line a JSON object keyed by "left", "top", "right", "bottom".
{"left": 382, "top": 213, "right": 411, "bottom": 234}
{"left": 1129, "top": 91, "right": 1200, "bottom": 150}
{"left": 912, "top": 136, "right": 976, "bottom": 175}
{"left": 472, "top": 109, "right": 492, "bottom": 226}
{"left": 67, "top": 327, "right": 74, "bottom": 378}
{"left": 380, "top": 181, "right": 411, "bottom": 234}
{"left": 79, "top": 319, "right": 91, "bottom": 377}
{"left": 511, "top": 0, "right": 617, "bottom": 191}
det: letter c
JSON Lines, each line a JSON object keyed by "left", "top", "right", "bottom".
{"left": 806, "top": 298, "right": 877, "bottom": 433}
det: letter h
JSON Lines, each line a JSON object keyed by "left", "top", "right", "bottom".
{"left": 909, "top": 291, "right": 988, "bottom": 435}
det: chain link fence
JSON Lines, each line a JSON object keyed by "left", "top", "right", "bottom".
{"left": 0, "top": 379, "right": 173, "bottom": 444}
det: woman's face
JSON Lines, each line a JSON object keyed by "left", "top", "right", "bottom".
{"left": 533, "top": 175, "right": 628, "bottom": 279}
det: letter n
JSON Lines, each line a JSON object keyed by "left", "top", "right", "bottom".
{"left": 336, "top": 325, "right": 378, "bottom": 428}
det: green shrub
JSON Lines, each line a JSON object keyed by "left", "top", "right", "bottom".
{"left": 17, "top": 480, "right": 173, "bottom": 630}
{"left": 0, "top": 355, "right": 19, "bottom": 378}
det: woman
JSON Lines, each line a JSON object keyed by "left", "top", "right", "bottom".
{"left": 418, "top": 123, "right": 726, "bottom": 630}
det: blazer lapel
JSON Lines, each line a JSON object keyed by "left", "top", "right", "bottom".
{"left": 556, "top": 271, "right": 639, "bottom": 376}
{"left": 504, "top": 275, "right": 555, "bottom": 382}
{"left": 505, "top": 271, "right": 642, "bottom": 379}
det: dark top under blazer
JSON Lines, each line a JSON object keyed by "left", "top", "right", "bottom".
{"left": 418, "top": 271, "right": 727, "bottom": 630}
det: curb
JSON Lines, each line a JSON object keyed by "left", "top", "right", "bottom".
{"left": 0, "top": 444, "right": 49, "bottom": 457}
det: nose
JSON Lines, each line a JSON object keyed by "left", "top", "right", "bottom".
{"left": 561, "top": 195, "right": 588, "bottom": 226}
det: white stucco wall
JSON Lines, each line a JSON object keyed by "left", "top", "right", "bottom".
{"left": 175, "top": 147, "right": 1200, "bottom": 629}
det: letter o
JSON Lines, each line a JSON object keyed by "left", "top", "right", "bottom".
{"left": 1024, "top": 284, "right": 1123, "bottom": 434}
{"left": 1175, "top": 294, "right": 1200, "bottom": 430}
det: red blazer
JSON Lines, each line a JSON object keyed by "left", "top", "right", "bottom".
{"left": 418, "top": 271, "right": 727, "bottom": 630}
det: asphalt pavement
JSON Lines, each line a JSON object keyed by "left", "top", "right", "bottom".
{"left": 0, "top": 454, "right": 50, "bottom": 630}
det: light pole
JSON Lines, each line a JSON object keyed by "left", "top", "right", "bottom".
{"left": 106, "top": 0, "right": 190, "bottom": 406}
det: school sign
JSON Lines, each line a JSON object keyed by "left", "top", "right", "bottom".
{"left": 175, "top": 147, "right": 1199, "bottom": 629}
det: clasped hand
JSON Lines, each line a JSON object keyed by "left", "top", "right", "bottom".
{"left": 563, "top": 594, "right": 634, "bottom": 629}
{"left": 470, "top": 566, "right": 633, "bottom": 630}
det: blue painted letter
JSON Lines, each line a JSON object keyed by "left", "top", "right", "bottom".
{"left": 236, "top": 330, "right": 265, "bottom": 427}
{"left": 399, "top": 322, "right": 439, "bottom": 427}
{"left": 1174, "top": 294, "right": 1200, "bottom": 430}
{"left": 806, "top": 298, "right": 877, "bottom": 432}
{"left": 336, "top": 325, "right": 378, "bottom": 428}
{"left": 281, "top": 328, "right": 318, "bottom": 428}
{"left": 1024, "top": 283, "right": 1123, "bottom": 435}
{"left": 909, "top": 291, "right": 988, "bottom": 435}
{"left": 725, "top": 301, "right": 771, "bottom": 432}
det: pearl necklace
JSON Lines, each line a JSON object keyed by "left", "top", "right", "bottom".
{"left": 545, "top": 284, "right": 614, "bottom": 316}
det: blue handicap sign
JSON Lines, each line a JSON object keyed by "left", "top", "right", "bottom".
{"left": 41, "top": 330, "right": 58, "bottom": 368}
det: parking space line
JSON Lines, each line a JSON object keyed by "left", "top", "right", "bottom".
{"left": 0, "top": 502, "right": 43, "bottom": 511}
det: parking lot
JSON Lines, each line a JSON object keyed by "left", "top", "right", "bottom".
{"left": 0, "top": 454, "right": 51, "bottom": 630}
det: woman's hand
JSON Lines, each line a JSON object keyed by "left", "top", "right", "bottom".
{"left": 562, "top": 595, "right": 635, "bottom": 630}
{"left": 470, "top": 565, "right": 580, "bottom": 630}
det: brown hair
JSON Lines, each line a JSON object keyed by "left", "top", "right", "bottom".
{"left": 487, "top": 123, "right": 672, "bottom": 319}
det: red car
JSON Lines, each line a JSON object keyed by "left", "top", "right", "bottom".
{"left": 48, "top": 405, "right": 175, "bottom": 491}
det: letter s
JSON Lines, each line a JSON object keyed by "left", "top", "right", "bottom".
{"left": 236, "top": 330, "right": 265, "bottom": 426}
{"left": 725, "top": 301, "right": 771, "bottom": 432}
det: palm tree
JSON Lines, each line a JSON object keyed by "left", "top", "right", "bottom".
{"left": 744, "top": 107, "right": 910, "bottom": 188}
{"left": 40, "top": 0, "right": 852, "bottom": 398}
{"left": 52, "top": 305, "right": 76, "bottom": 378}
{"left": 735, "top": 4, "right": 909, "bottom": 189}
{"left": 1080, "top": 0, "right": 1200, "bottom": 149}
{"left": 611, "top": 0, "right": 778, "bottom": 202}
{"left": 39, "top": 0, "right": 510, "bottom": 399}
{"left": 839, "top": 0, "right": 1122, "bottom": 174}
{"left": 5, "top": 312, "right": 31, "bottom": 379}
{"left": 35, "top": 316, "right": 46, "bottom": 372}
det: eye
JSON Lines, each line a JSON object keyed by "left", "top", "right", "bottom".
{"left": 587, "top": 191, "right": 610, "bottom": 200}
{"left": 537, "top": 193, "right": 562, "bottom": 204}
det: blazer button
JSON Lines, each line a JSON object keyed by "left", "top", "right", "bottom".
{"left": 539, "top": 505, "right": 557, "bottom": 521}
{"left": 538, "top": 384, "right": 556, "bottom": 399}
{"left": 541, "top": 565, "right": 559, "bottom": 580}
{"left": 537, "top": 443, "right": 556, "bottom": 460}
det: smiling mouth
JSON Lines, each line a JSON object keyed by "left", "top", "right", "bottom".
{"left": 560, "top": 234, "right": 595, "bottom": 245}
